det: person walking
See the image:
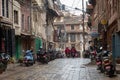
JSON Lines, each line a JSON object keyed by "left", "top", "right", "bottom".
{"left": 65, "top": 47, "right": 70, "bottom": 58}
{"left": 71, "top": 47, "right": 77, "bottom": 58}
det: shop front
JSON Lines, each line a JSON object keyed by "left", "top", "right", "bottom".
{"left": 0, "top": 22, "right": 15, "bottom": 57}
{"left": 35, "top": 37, "right": 42, "bottom": 53}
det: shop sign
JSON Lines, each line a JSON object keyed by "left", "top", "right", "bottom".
{"left": 101, "top": 19, "right": 107, "bottom": 25}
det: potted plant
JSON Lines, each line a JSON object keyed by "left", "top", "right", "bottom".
{"left": 18, "top": 56, "right": 24, "bottom": 65}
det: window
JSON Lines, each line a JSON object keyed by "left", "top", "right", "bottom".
{"left": 14, "top": 10, "right": 18, "bottom": 24}
{"left": 71, "top": 25, "right": 74, "bottom": 30}
{"left": 71, "top": 44, "right": 75, "bottom": 48}
{"left": 27, "top": 16, "right": 30, "bottom": 31}
{"left": 58, "top": 25, "right": 64, "bottom": 30}
{"left": 6, "top": 0, "right": 9, "bottom": 18}
{"left": 2, "top": 0, "right": 5, "bottom": 16}
{"left": 66, "top": 34, "right": 68, "bottom": 42}
{"left": 70, "top": 34, "right": 75, "bottom": 42}
{"left": 59, "top": 44, "right": 65, "bottom": 49}
{"left": 21, "top": 14, "right": 24, "bottom": 30}
{"left": 2, "top": 0, "right": 9, "bottom": 17}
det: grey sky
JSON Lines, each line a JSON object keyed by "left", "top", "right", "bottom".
{"left": 60, "top": 0, "right": 88, "bottom": 15}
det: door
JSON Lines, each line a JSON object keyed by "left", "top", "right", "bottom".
{"left": 15, "top": 36, "right": 21, "bottom": 60}
{"left": 112, "top": 34, "right": 115, "bottom": 64}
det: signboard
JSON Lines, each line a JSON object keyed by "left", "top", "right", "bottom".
{"left": 101, "top": 19, "right": 107, "bottom": 25}
{"left": 90, "top": 27, "right": 99, "bottom": 37}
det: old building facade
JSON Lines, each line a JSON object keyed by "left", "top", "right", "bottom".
{"left": 54, "top": 12, "right": 90, "bottom": 53}
{"left": 32, "top": 0, "right": 47, "bottom": 52}
{"left": 0, "top": 0, "right": 15, "bottom": 57}
{"left": 13, "top": 0, "right": 22, "bottom": 59}
{"left": 0, "top": 0, "right": 60, "bottom": 60}
{"left": 86, "top": 0, "right": 120, "bottom": 71}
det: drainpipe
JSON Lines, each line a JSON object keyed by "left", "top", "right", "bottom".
{"left": 12, "top": 0, "right": 14, "bottom": 29}
{"left": 82, "top": 0, "right": 85, "bottom": 51}
{"left": 30, "top": 0, "right": 32, "bottom": 34}
{"left": 30, "top": 0, "right": 33, "bottom": 50}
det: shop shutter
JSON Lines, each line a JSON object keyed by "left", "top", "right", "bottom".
{"left": 5, "top": 29, "right": 9, "bottom": 54}
{"left": 115, "top": 33, "right": 120, "bottom": 58}
{"left": 8, "top": 29, "right": 15, "bottom": 57}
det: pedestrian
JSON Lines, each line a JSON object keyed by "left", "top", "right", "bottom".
{"left": 65, "top": 47, "right": 70, "bottom": 58}
{"left": 71, "top": 47, "right": 77, "bottom": 58}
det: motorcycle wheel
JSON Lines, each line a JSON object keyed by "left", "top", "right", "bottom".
{"left": 25, "top": 63, "right": 29, "bottom": 67}
{"left": 44, "top": 58, "right": 48, "bottom": 64}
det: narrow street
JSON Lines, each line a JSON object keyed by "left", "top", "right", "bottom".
{"left": 0, "top": 58, "right": 119, "bottom": 80}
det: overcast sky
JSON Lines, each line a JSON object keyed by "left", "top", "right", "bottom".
{"left": 60, "top": 0, "right": 88, "bottom": 15}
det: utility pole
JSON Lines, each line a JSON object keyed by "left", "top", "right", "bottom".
{"left": 82, "top": 0, "right": 85, "bottom": 51}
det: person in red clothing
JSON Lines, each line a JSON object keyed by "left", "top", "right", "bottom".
{"left": 65, "top": 47, "right": 70, "bottom": 58}
{"left": 71, "top": 47, "right": 77, "bottom": 58}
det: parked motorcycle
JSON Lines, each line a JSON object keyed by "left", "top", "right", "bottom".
{"left": 96, "top": 56, "right": 102, "bottom": 70}
{"left": 96, "top": 48, "right": 115, "bottom": 77}
{"left": 0, "top": 52, "right": 10, "bottom": 73}
{"left": 96, "top": 47, "right": 103, "bottom": 72}
{"left": 56, "top": 50, "right": 64, "bottom": 58}
{"left": 37, "top": 49, "right": 48, "bottom": 64}
{"left": 23, "top": 50, "right": 35, "bottom": 66}
{"left": 103, "top": 54, "right": 115, "bottom": 77}
{"left": 48, "top": 49, "right": 56, "bottom": 61}
{"left": 71, "top": 52, "right": 75, "bottom": 58}
{"left": 91, "top": 50, "right": 97, "bottom": 61}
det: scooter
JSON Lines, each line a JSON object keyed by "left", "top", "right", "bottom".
{"left": 96, "top": 56, "right": 102, "bottom": 70}
{"left": 103, "top": 55, "right": 115, "bottom": 77}
{"left": 96, "top": 47, "right": 104, "bottom": 72}
{"left": 0, "top": 53, "right": 10, "bottom": 73}
{"left": 37, "top": 51, "right": 48, "bottom": 64}
{"left": 23, "top": 50, "right": 34, "bottom": 66}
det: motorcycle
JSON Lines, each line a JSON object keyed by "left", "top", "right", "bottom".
{"left": 96, "top": 47, "right": 103, "bottom": 72}
{"left": 37, "top": 50, "right": 48, "bottom": 64}
{"left": 96, "top": 56, "right": 102, "bottom": 71}
{"left": 56, "top": 51, "right": 64, "bottom": 58}
{"left": 103, "top": 54, "right": 115, "bottom": 77}
{"left": 0, "top": 52, "right": 10, "bottom": 73}
{"left": 90, "top": 50, "right": 97, "bottom": 61}
{"left": 71, "top": 52, "right": 74, "bottom": 58}
{"left": 23, "top": 50, "right": 35, "bottom": 66}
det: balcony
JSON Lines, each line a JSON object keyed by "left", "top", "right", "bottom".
{"left": 32, "top": 0, "right": 46, "bottom": 12}
{"left": 66, "top": 30, "right": 88, "bottom": 34}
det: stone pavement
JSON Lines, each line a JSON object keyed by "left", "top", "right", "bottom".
{"left": 0, "top": 58, "right": 120, "bottom": 80}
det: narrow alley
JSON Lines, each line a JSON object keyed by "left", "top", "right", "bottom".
{"left": 0, "top": 58, "right": 119, "bottom": 80}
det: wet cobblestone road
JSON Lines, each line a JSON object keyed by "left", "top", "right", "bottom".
{"left": 0, "top": 58, "right": 120, "bottom": 80}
